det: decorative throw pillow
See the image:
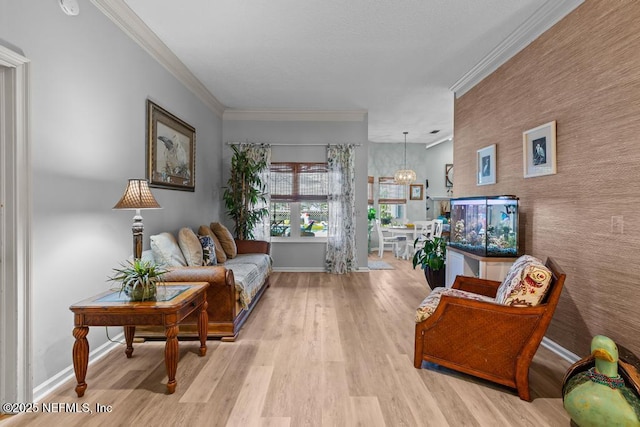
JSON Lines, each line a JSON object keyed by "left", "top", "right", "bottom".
{"left": 178, "top": 227, "right": 203, "bottom": 267}
{"left": 198, "top": 235, "right": 217, "bottom": 266}
{"left": 211, "top": 222, "right": 237, "bottom": 259}
{"left": 198, "top": 225, "right": 227, "bottom": 263}
{"left": 495, "top": 255, "right": 553, "bottom": 307}
{"left": 150, "top": 232, "right": 187, "bottom": 267}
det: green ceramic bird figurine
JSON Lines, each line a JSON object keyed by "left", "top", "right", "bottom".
{"left": 563, "top": 335, "right": 640, "bottom": 427}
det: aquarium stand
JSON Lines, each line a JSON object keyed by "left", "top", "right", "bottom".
{"left": 445, "top": 246, "right": 516, "bottom": 288}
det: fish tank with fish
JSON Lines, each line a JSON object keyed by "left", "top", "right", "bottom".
{"left": 449, "top": 196, "right": 519, "bottom": 257}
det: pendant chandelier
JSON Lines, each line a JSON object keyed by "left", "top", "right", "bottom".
{"left": 394, "top": 131, "right": 416, "bottom": 185}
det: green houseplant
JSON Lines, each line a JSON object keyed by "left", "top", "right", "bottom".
{"left": 223, "top": 145, "right": 269, "bottom": 240}
{"left": 412, "top": 236, "right": 447, "bottom": 289}
{"left": 367, "top": 208, "right": 377, "bottom": 253}
{"left": 108, "top": 259, "right": 168, "bottom": 301}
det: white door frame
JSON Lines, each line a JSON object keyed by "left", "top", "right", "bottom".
{"left": 0, "top": 45, "right": 32, "bottom": 404}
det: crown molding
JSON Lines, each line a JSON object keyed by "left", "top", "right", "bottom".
{"left": 91, "top": 0, "right": 226, "bottom": 117}
{"left": 450, "top": 0, "right": 584, "bottom": 98}
{"left": 223, "top": 109, "right": 368, "bottom": 122}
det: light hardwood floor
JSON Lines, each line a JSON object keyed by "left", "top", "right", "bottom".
{"left": 3, "top": 254, "right": 572, "bottom": 426}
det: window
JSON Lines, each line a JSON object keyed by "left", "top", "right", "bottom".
{"left": 270, "top": 162, "right": 328, "bottom": 238}
{"left": 378, "top": 177, "right": 406, "bottom": 223}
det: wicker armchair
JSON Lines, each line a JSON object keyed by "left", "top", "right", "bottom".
{"left": 414, "top": 257, "right": 566, "bottom": 401}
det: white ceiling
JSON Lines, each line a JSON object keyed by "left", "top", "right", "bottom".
{"left": 120, "top": 0, "right": 570, "bottom": 144}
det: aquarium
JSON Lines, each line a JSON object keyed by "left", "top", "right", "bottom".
{"left": 449, "top": 196, "right": 519, "bottom": 257}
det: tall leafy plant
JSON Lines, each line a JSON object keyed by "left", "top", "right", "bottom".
{"left": 223, "top": 145, "right": 269, "bottom": 240}
{"left": 412, "top": 236, "right": 447, "bottom": 271}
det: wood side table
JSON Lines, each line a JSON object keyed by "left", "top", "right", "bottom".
{"left": 69, "top": 283, "right": 209, "bottom": 397}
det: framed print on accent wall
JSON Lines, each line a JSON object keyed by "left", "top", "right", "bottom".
{"left": 146, "top": 99, "right": 196, "bottom": 191}
{"left": 477, "top": 144, "right": 496, "bottom": 186}
{"left": 523, "top": 120, "right": 556, "bottom": 178}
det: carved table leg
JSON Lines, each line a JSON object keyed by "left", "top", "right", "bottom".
{"left": 164, "top": 325, "right": 179, "bottom": 394}
{"left": 198, "top": 300, "right": 208, "bottom": 356}
{"left": 124, "top": 326, "right": 136, "bottom": 358}
{"left": 72, "top": 326, "right": 89, "bottom": 397}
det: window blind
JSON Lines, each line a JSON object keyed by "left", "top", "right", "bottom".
{"left": 378, "top": 176, "right": 406, "bottom": 204}
{"left": 270, "top": 162, "right": 328, "bottom": 202}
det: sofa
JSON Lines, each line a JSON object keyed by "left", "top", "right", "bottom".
{"left": 135, "top": 222, "right": 272, "bottom": 342}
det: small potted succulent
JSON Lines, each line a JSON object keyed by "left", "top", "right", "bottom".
{"left": 412, "top": 236, "right": 447, "bottom": 289}
{"left": 108, "top": 258, "right": 168, "bottom": 301}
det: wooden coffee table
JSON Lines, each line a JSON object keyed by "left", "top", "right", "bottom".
{"left": 69, "top": 283, "right": 209, "bottom": 397}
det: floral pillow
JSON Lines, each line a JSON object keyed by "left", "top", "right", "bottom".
{"left": 495, "top": 255, "right": 553, "bottom": 307}
{"left": 198, "top": 235, "right": 217, "bottom": 266}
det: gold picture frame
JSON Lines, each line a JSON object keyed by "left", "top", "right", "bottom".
{"left": 146, "top": 100, "right": 196, "bottom": 191}
{"left": 409, "top": 184, "right": 424, "bottom": 200}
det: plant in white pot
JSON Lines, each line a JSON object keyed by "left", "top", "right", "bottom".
{"left": 412, "top": 236, "right": 447, "bottom": 289}
{"left": 108, "top": 259, "right": 168, "bottom": 301}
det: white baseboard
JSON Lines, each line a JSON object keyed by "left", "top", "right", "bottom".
{"left": 272, "top": 267, "right": 327, "bottom": 272}
{"left": 541, "top": 336, "right": 581, "bottom": 364}
{"left": 33, "top": 332, "right": 124, "bottom": 402}
{"left": 272, "top": 267, "right": 370, "bottom": 273}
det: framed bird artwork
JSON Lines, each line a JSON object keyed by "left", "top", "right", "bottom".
{"left": 523, "top": 120, "right": 556, "bottom": 178}
{"left": 146, "top": 99, "right": 196, "bottom": 191}
{"left": 476, "top": 144, "right": 496, "bottom": 186}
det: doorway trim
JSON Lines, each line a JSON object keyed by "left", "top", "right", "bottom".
{"left": 0, "top": 44, "right": 32, "bottom": 404}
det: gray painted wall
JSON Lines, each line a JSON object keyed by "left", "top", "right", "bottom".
{"left": 368, "top": 139, "right": 453, "bottom": 220}
{"left": 1, "top": 0, "right": 222, "bottom": 387}
{"left": 223, "top": 119, "right": 369, "bottom": 270}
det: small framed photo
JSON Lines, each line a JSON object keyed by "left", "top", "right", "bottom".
{"left": 146, "top": 100, "right": 196, "bottom": 191}
{"left": 523, "top": 120, "right": 556, "bottom": 178}
{"left": 477, "top": 144, "right": 496, "bottom": 186}
{"left": 409, "top": 184, "right": 424, "bottom": 200}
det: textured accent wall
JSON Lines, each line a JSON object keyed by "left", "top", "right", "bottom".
{"left": 454, "top": 1, "right": 640, "bottom": 357}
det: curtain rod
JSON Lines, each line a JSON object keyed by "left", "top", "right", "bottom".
{"left": 226, "top": 142, "right": 361, "bottom": 147}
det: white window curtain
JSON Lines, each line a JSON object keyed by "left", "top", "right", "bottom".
{"left": 325, "top": 144, "right": 357, "bottom": 274}
{"left": 239, "top": 143, "right": 271, "bottom": 242}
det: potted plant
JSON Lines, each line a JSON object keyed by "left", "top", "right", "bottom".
{"left": 223, "top": 145, "right": 269, "bottom": 240}
{"left": 108, "top": 258, "right": 168, "bottom": 301}
{"left": 367, "top": 208, "right": 376, "bottom": 252}
{"left": 412, "top": 236, "right": 447, "bottom": 289}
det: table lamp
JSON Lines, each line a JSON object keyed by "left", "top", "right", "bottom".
{"left": 113, "top": 179, "right": 161, "bottom": 259}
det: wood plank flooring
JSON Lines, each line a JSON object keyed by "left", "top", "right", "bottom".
{"left": 2, "top": 254, "right": 573, "bottom": 426}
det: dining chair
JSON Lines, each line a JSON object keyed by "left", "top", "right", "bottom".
{"left": 375, "top": 219, "right": 401, "bottom": 258}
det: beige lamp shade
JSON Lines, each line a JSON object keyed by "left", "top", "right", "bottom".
{"left": 113, "top": 179, "right": 161, "bottom": 210}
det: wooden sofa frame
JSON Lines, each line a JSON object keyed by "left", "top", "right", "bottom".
{"left": 136, "top": 240, "right": 270, "bottom": 342}
{"left": 414, "top": 257, "right": 566, "bottom": 401}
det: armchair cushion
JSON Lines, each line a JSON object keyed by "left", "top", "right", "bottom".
{"left": 495, "top": 255, "right": 553, "bottom": 307}
{"left": 416, "top": 287, "right": 496, "bottom": 323}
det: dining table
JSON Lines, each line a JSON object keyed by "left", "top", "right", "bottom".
{"left": 383, "top": 226, "right": 418, "bottom": 260}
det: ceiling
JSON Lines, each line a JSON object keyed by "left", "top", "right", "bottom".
{"left": 119, "top": 0, "right": 573, "bottom": 144}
